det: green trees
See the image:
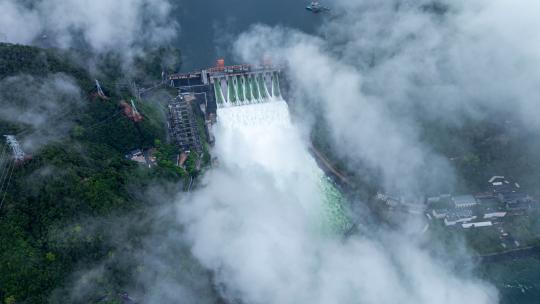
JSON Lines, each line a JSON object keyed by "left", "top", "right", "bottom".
{"left": 133, "top": 46, "right": 182, "bottom": 79}
{"left": 154, "top": 139, "right": 186, "bottom": 180}
{"left": 185, "top": 152, "right": 198, "bottom": 177}
{"left": 0, "top": 43, "right": 93, "bottom": 89}
{"left": 4, "top": 295, "right": 16, "bottom": 304}
{"left": 0, "top": 43, "right": 182, "bottom": 303}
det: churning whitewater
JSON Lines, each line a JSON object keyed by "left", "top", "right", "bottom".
{"left": 215, "top": 99, "right": 349, "bottom": 231}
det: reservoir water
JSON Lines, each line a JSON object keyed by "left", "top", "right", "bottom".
{"left": 174, "top": 0, "right": 320, "bottom": 70}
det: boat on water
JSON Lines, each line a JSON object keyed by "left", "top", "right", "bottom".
{"left": 306, "top": 1, "right": 330, "bottom": 13}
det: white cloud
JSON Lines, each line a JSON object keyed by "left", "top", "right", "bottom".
{"left": 0, "top": 1, "right": 41, "bottom": 43}
{"left": 0, "top": 0, "right": 177, "bottom": 59}
{"left": 177, "top": 100, "right": 498, "bottom": 304}
{"left": 235, "top": 25, "right": 454, "bottom": 196}
{"left": 0, "top": 74, "right": 83, "bottom": 152}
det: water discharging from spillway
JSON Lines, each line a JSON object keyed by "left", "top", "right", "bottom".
{"left": 215, "top": 99, "right": 351, "bottom": 233}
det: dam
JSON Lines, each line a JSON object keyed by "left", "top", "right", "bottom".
{"left": 168, "top": 59, "right": 283, "bottom": 111}
{"left": 209, "top": 65, "right": 282, "bottom": 106}
{"left": 166, "top": 59, "right": 285, "bottom": 155}
{"left": 168, "top": 60, "right": 349, "bottom": 232}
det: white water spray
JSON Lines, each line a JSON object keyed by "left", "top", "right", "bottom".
{"left": 215, "top": 100, "right": 350, "bottom": 231}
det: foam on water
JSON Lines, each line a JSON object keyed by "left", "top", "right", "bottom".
{"left": 215, "top": 100, "right": 350, "bottom": 232}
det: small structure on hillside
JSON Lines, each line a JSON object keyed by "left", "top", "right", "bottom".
{"left": 375, "top": 192, "right": 426, "bottom": 214}
{"left": 177, "top": 152, "right": 189, "bottom": 168}
{"left": 488, "top": 176, "right": 520, "bottom": 194}
{"left": 120, "top": 100, "right": 143, "bottom": 122}
{"left": 125, "top": 149, "right": 146, "bottom": 164}
{"left": 462, "top": 221, "right": 492, "bottom": 229}
{"left": 125, "top": 148, "right": 156, "bottom": 168}
{"left": 427, "top": 176, "right": 538, "bottom": 229}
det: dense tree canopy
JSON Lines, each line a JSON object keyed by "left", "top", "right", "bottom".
{"left": 0, "top": 43, "right": 188, "bottom": 303}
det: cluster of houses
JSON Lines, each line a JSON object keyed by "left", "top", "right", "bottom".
{"left": 376, "top": 176, "right": 538, "bottom": 229}
{"left": 125, "top": 149, "right": 157, "bottom": 168}
{"left": 427, "top": 176, "right": 537, "bottom": 229}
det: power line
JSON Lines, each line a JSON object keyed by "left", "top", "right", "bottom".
{"left": 0, "top": 160, "right": 14, "bottom": 195}
{"left": 0, "top": 142, "right": 15, "bottom": 197}
{"left": 0, "top": 160, "right": 14, "bottom": 211}
{"left": 0, "top": 147, "right": 10, "bottom": 195}
{"left": 84, "top": 110, "right": 123, "bottom": 131}
{"left": 0, "top": 135, "right": 25, "bottom": 211}
{"left": 0, "top": 144, "right": 8, "bottom": 168}
{"left": 0, "top": 136, "right": 21, "bottom": 203}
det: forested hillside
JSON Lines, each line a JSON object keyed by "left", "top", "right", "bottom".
{"left": 0, "top": 43, "right": 188, "bottom": 303}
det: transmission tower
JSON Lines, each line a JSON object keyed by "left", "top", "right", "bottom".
{"left": 4, "top": 135, "right": 25, "bottom": 162}
{"left": 95, "top": 79, "right": 107, "bottom": 98}
{"left": 130, "top": 99, "right": 140, "bottom": 116}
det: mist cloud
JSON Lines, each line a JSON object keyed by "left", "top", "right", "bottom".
{"left": 234, "top": 0, "right": 540, "bottom": 195}
{"left": 176, "top": 101, "right": 498, "bottom": 304}
{"left": 324, "top": 0, "right": 540, "bottom": 130}
{"left": 0, "top": 0, "right": 178, "bottom": 62}
{"left": 235, "top": 25, "right": 454, "bottom": 196}
{"left": 0, "top": 74, "right": 83, "bottom": 152}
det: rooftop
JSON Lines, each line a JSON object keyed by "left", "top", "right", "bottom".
{"left": 452, "top": 194, "right": 477, "bottom": 207}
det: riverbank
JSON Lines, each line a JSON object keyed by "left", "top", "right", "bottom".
{"left": 480, "top": 245, "right": 540, "bottom": 263}
{"left": 308, "top": 143, "right": 352, "bottom": 189}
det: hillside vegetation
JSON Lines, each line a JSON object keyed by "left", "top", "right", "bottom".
{"left": 0, "top": 43, "right": 187, "bottom": 303}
